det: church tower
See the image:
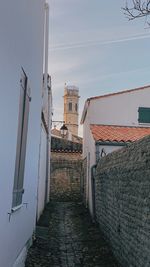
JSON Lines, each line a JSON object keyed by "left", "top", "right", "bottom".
{"left": 63, "top": 85, "right": 80, "bottom": 136}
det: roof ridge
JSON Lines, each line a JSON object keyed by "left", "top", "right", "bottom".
{"left": 88, "top": 85, "right": 150, "bottom": 101}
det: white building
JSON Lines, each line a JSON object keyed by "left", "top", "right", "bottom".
{"left": 81, "top": 85, "right": 150, "bottom": 218}
{"left": 0, "top": 1, "right": 51, "bottom": 266}
{"left": 37, "top": 74, "right": 52, "bottom": 221}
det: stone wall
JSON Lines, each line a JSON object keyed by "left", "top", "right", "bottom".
{"left": 50, "top": 152, "right": 83, "bottom": 201}
{"left": 51, "top": 152, "right": 82, "bottom": 161}
{"left": 95, "top": 135, "right": 150, "bottom": 267}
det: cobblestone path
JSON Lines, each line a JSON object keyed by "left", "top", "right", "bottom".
{"left": 25, "top": 202, "right": 121, "bottom": 267}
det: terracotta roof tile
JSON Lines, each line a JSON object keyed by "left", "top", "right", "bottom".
{"left": 90, "top": 124, "right": 150, "bottom": 143}
{"left": 51, "top": 128, "right": 61, "bottom": 137}
{"left": 51, "top": 136, "right": 82, "bottom": 153}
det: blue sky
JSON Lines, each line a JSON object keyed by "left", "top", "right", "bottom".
{"left": 48, "top": 0, "right": 150, "bottom": 136}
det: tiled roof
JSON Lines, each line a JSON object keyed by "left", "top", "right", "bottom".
{"left": 51, "top": 136, "right": 82, "bottom": 153}
{"left": 72, "top": 134, "right": 83, "bottom": 144}
{"left": 51, "top": 128, "right": 83, "bottom": 144}
{"left": 51, "top": 128, "right": 61, "bottom": 137}
{"left": 90, "top": 124, "right": 150, "bottom": 143}
{"left": 88, "top": 85, "right": 150, "bottom": 101}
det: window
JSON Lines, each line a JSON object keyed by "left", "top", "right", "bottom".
{"left": 75, "top": 103, "right": 78, "bottom": 112}
{"left": 68, "top": 102, "right": 72, "bottom": 111}
{"left": 12, "top": 69, "right": 31, "bottom": 208}
{"left": 138, "top": 107, "right": 150, "bottom": 123}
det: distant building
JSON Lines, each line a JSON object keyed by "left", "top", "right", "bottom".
{"left": 63, "top": 85, "right": 80, "bottom": 136}
{"left": 51, "top": 125, "right": 82, "bottom": 144}
{"left": 50, "top": 85, "right": 82, "bottom": 203}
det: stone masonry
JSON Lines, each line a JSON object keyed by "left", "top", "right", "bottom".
{"left": 95, "top": 135, "right": 150, "bottom": 267}
{"left": 51, "top": 153, "right": 82, "bottom": 201}
{"left": 51, "top": 136, "right": 83, "bottom": 202}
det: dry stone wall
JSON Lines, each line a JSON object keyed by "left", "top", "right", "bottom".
{"left": 95, "top": 135, "right": 150, "bottom": 267}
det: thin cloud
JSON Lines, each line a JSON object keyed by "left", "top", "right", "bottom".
{"left": 50, "top": 33, "right": 150, "bottom": 51}
{"left": 49, "top": 60, "right": 83, "bottom": 75}
{"left": 75, "top": 66, "right": 150, "bottom": 88}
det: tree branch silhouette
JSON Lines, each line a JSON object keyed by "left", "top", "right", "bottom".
{"left": 123, "top": 0, "right": 150, "bottom": 24}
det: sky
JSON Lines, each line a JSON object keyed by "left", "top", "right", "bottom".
{"left": 48, "top": 0, "right": 150, "bottom": 136}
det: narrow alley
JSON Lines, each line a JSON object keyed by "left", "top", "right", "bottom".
{"left": 25, "top": 201, "right": 120, "bottom": 267}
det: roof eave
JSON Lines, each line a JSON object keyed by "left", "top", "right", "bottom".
{"left": 88, "top": 85, "right": 150, "bottom": 101}
{"left": 80, "top": 99, "right": 90, "bottom": 124}
{"left": 95, "top": 140, "right": 131, "bottom": 146}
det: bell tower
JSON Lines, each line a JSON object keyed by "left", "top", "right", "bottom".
{"left": 63, "top": 85, "right": 79, "bottom": 136}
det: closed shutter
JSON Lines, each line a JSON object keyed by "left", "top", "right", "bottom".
{"left": 12, "top": 69, "right": 31, "bottom": 208}
{"left": 138, "top": 107, "right": 150, "bottom": 123}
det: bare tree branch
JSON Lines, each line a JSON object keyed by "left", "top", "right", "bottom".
{"left": 123, "top": 0, "right": 150, "bottom": 23}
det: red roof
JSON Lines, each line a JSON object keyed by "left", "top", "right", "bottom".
{"left": 88, "top": 85, "right": 150, "bottom": 101}
{"left": 51, "top": 127, "right": 61, "bottom": 137}
{"left": 90, "top": 124, "right": 150, "bottom": 143}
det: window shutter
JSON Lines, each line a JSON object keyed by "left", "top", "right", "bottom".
{"left": 138, "top": 107, "right": 150, "bottom": 123}
{"left": 12, "top": 69, "right": 31, "bottom": 208}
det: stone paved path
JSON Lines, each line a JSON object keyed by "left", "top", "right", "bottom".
{"left": 25, "top": 202, "right": 121, "bottom": 267}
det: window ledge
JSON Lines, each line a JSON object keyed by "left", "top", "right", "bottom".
{"left": 8, "top": 204, "right": 24, "bottom": 221}
{"left": 11, "top": 204, "right": 23, "bottom": 213}
{"left": 138, "top": 122, "right": 150, "bottom": 125}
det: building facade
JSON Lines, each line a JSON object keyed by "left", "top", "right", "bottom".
{"left": 37, "top": 74, "right": 52, "bottom": 221}
{"left": 0, "top": 1, "right": 50, "bottom": 266}
{"left": 81, "top": 85, "right": 150, "bottom": 218}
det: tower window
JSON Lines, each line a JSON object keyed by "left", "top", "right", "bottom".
{"left": 69, "top": 102, "right": 72, "bottom": 111}
{"left": 75, "top": 103, "right": 78, "bottom": 112}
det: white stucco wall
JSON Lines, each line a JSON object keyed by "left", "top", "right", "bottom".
{"left": 88, "top": 87, "right": 150, "bottom": 126}
{"left": 37, "top": 126, "right": 47, "bottom": 221}
{"left": 97, "top": 144, "right": 124, "bottom": 159}
{"left": 83, "top": 114, "right": 95, "bottom": 217}
{"left": 0, "top": 1, "right": 45, "bottom": 266}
